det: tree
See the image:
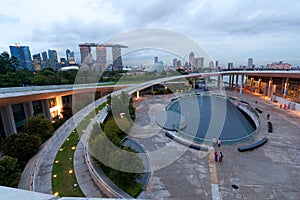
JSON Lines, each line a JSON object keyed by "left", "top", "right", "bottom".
{"left": 0, "top": 156, "right": 21, "bottom": 188}
{"left": 61, "top": 103, "right": 73, "bottom": 120}
{"left": 2, "top": 133, "right": 42, "bottom": 168}
{"left": 22, "top": 114, "right": 54, "bottom": 142}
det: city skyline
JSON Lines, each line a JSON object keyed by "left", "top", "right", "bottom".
{"left": 0, "top": 0, "right": 300, "bottom": 66}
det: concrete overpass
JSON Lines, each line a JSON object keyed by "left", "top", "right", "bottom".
{"left": 1, "top": 70, "right": 300, "bottom": 139}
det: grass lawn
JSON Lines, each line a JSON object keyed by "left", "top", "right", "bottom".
{"left": 51, "top": 102, "right": 106, "bottom": 197}
{"left": 52, "top": 130, "right": 84, "bottom": 197}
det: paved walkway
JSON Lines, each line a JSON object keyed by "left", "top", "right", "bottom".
{"left": 19, "top": 89, "right": 300, "bottom": 199}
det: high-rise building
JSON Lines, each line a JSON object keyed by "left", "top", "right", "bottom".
{"left": 112, "top": 46, "right": 123, "bottom": 71}
{"left": 172, "top": 58, "right": 177, "bottom": 69}
{"left": 154, "top": 56, "right": 158, "bottom": 64}
{"left": 196, "top": 57, "right": 204, "bottom": 69}
{"left": 209, "top": 61, "right": 215, "bottom": 68}
{"left": 189, "top": 52, "right": 195, "bottom": 68}
{"left": 68, "top": 51, "right": 76, "bottom": 65}
{"left": 32, "top": 53, "right": 42, "bottom": 71}
{"left": 48, "top": 49, "right": 58, "bottom": 70}
{"left": 248, "top": 58, "right": 254, "bottom": 68}
{"left": 79, "top": 45, "right": 91, "bottom": 63}
{"left": 177, "top": 60, "right": 182, "bottom": 68}
{"left": 41, "top": 51, "right": 50, "bottom": 69}
{"left": 215, "top": 61, "right": 219, "bottom": 68}
{"left": 9, "top": 44, "right": 33, "bottom": 70}
{"left": 96, "top": 46, "right": 107, "bottom": 71}
{"left": 66, "top": 49, "right": 71, "bottom": 63}
{"left": 60, "top": 58, "right": 67, "bottom": 67}
{"left": 228, "top": 62, "right": 233, "bottom": 69}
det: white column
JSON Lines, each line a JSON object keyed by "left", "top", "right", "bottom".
{"left": 240, "top": 75, "right": 244, "bottom": 94}
{"left": 0, "top": 105, "right": 17, "bottom": 136}
{"left": 24, "top": 102, "right": 34, "bottom": 119}
{"left": 42, "top": 99, "right": 51, "bottom": 120}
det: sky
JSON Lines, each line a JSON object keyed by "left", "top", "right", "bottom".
{"left": 1, "top": 0, "right": 300, "bottom": 67}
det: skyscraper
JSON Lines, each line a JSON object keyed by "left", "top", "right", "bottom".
{"left": 112, "top": 46, "right": 123, "bottom": 71}
{"left": 154, "top": 56, "right": 158, "bottom": 64}
{"left": 228, "top": 62, "right": 233, "bottom": 69}
{"left": 248, "top": 58, "right": 254, "bottom": 68}
{"left": 32, "top": 53, "right": 42, "bottom": 71}
{"left": 9, "top": 44, "right": 33, "bottom": 70}
{"left": 48, "top": 49, "right": 58, "bottom": 70}
{"left": 196, "top": 57, "right": 204, "bottom": 69}
{"left": 173, "top": 58, "right": 177, "bottom": 69}
{"left": 209, "top": 61, "right": 215, "bottom": 68}
{"left": 79, "top": 45, "right": 91, "bottom": 63}
{"left": 68, "top": 51, "right": 76, "bottom": 65}
{"left": 96, "top": 46, "right": 107, "bottom": 71}
{"left": 189, "top": 52, "right": 195, "bottom": 68}
{"left": 41, "top": 51, "right": 50, "bottom": 69}
{"left": 66, "top": 49, "right": 71, "bottom": 63}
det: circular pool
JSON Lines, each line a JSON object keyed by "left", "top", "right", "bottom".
{"left": 159, "top": 94, "right": 257, "bottom": 144}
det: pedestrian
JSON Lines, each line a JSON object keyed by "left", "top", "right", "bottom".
{"left": 219, "top": 152, "right": 223, "bottom": 162}
{"left": 212, "top": 137, "right": 216, "bottom": 148}
{"left": 217, "top": 138, "right": 221, "bottom": 148}
{"left": 267, "top": 113, "right": 270, "bottom": 120}
{"left": 214, "top": 151, "right": 218, "bottom": 162}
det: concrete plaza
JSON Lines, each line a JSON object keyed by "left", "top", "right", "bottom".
{"left": 130, "top": 90, "right": 300, "bottom": 200}
{"left": 17, "top": 88, "right": 300, "bottom": 200}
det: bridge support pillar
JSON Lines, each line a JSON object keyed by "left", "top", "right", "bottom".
{"left": 42, "top": 99, "right": 52, "bottom": 121}
{"left": 136, "top": 90, "right": 140, "bottom": 99}
{"left": 24, "top": 102, "right": 34, "bottom": 119}
{"left": 235, "top": 74, "right": 239, "bottom": 92}
{"left": 267, "top": 77, "right": 273, "bottom": 98}
{"left": 0, "top": 105, "right": 17, "bottom": 136}
{"left": 240, "top": 75, "right": 244, "bottom": 94}
{"left": 283, "top": 78, "right": 289, "bottom": 98}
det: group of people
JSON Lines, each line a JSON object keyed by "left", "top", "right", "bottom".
{"left": 212, "top": 137, "right": 223, "bottom": 162}
{"left": 214, "top": 151, "right": 223, "bottom": 162}
{"left": 212, "top": 137, "right": 221, "bottom": 148}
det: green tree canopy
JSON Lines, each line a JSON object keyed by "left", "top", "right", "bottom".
{"left": 22, "top": 114, "right": 54, "bottom": 142}
{"left": 2, "top": 133, "right": 42, "bottom": 168}
{"left": 0, "top": 156, "right": 21, "bottom": 188}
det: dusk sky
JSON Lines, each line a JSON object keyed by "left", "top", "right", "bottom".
{"left": 1, "top": 0, "right": 300, "bottom": 67}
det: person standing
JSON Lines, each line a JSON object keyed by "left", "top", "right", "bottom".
{"left": 219, "top": 152, "right": 223, "bottom": 162}
{"left": 217, "top": 138, "right": 221, "bottom": 148}
{"left": 214, "top": 151, "right": 218, "bottom": 162}
{"left": 212, "top": 137, "right": 216, "bottom": 148}
{"left": 267, "top": 113, "right": 270, "bottom": 120}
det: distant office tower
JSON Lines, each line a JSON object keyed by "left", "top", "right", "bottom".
{"left": 209, "top": 61, "right": 215, "bottom": 68}
{"left": 196, "top": 57, "right": 204, "bottom": 69}
{"left": 154, "top": 56, "right": 158, "bottom": 64}
{"left": 41, "top": 51, "right": 50, "bottom": 69}
{"left": 79, "top": 45, "right": 91, "bottom": 63}
{"left": 173, "top": 58, "right": 177, "bottom": 69}
{"left": 215, "top": 61, "right": 219, "bottom": 68}
{"left": 60, "top": 58, "right": 67, "bottom": 67}
{"left": 177, "top": 60, "right": 182, "bottom": 68}
{"left": 189, "top": 52, "right": 195, "bottom": 68}
{"left": 248, "top": 58, "right": 253, "bottom": 68}
{"left": 228, "top": 62, "right": 233, "bottom": 69}
{"left": 32, "top": 53, "right": 42, "bottom": 71}
{"left": 96, "top": 46, "right": 107, "bottom": 71}
{"left": 112, "top": 46, "right": 123, "bottom": 71}
{"left": 48, "top": 49, "right": 58, "bottom": 70}
{"left": 68, "top": 51, "right": 75, "bottom": 65}
{"left": 66, "top": 49, "right": 71, "bottom": 63}
{"left": 65, "top": 49, "right": 76, "bottom": 65}
{"left": 9, "top": 44, "right": 33, "bottom": 70}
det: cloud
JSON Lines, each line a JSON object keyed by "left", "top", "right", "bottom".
{"left": 0, "top": 14, "right": 19, "bottom": 24}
